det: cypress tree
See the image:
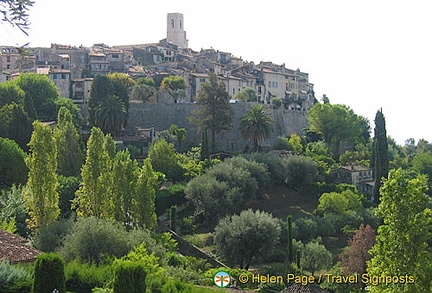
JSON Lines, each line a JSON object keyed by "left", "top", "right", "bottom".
{"left": 200, "top": 128, "right": 210, "bottom": 160}
{"left": 33, "top": 253, "right": 66, "bottom": 293}
{"left": 372, "top": 109, "right": 389, "bottom": 202}
{"left": 287, "top": 215, "right": 294, "bottom": 263}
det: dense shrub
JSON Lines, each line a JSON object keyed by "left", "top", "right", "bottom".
{"left": 242, "top": 153, "right": 285, "bottom": 185}
{"left": 113, "top": 261, "right": 146, "bottom": 293}
{"left": 0, "top": 260, "right": 32, "bottom": 293}
{"left": 282, "top": 155, "right": 318, "bottom": 190}
{"left": 0, "top": 137, "right": 28, "bottom": 188}
{"left": 33, "top": 253, "right": 66, "bottom": 293}
{"left": 65, "top": 260, "right": 113, "bottom": 293}
{"left": 59, "top": 217, "right": 152, "bottom": 264}
{"left": 156, "top": 183, "right": 186, "bottom": 216}
{"left": 33, "top": 218, "right": 74, "bottom": 252}
{"left": 224, "top": 156, "right": 271, "bottom": 191}
{"left": 57, "top": 175, "right": 80, "bottom": 219}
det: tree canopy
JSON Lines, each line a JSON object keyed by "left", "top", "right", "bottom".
{"left": 239, "top": 104, "right": 273, "bottom": 152}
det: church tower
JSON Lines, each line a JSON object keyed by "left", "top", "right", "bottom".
{"left": 167, "top": 13, "right": 188, "bottom": 48}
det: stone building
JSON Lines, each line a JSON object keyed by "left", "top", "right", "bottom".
{"left": 167, "top": 13, "right": 188, "bottom": 48}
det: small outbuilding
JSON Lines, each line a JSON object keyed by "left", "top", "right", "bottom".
{"left": 0, "top": 229, "right": 41, "bottom": 264}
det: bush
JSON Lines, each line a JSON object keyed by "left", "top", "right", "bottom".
{"left": 224, "top": 156, "right": 271, "bottom": 191}
{"left": 113, "top": 261, "right": 146, "bottom": 293}
{"left": 33, "top": 253, "right": 66, "bottom": 293}
{"left": 282, "top": 156, "right": 318, "bottom": 190}
{"left": 0, "top": 260, "right": 32, "bottom": 293}
{"left": 273, "top": 136, "right": 291, "bottom": 151}
{"left": 270, "top": 97, "right": 282, "bottom": 108}
{"left": 59, "top": 217, "right": 151, "bottom": 264}
{"left": 0, "top": 137, "right": 28, "bottom": 189}
{"left": 65, "top": 260, "right": 113, "bottom": 293}
{"left": 155, "top": 183, "right": 186, "bottom": 216}
{"left": 242, "top": 153, "right": 285, "bottom": 185}
{"left": 33, "top": 218, "right": 74, "bottom": 252}
{"left": 57, "top": 175, "right": 80, "bottom": 219}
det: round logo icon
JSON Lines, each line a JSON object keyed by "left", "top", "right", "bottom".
{"left": 213, "top": 270, "right": 231, "bottom": 288}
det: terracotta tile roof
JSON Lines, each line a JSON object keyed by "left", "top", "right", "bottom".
{"left": 0, "top": 229, "right": 41, "bottom": 264}
{"left": 282, "top": 283, "right": 329, "bottom": 293}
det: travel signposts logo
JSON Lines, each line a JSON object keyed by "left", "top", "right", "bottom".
{"left": 213, "top": 271, "right": 231, "bottom": 288}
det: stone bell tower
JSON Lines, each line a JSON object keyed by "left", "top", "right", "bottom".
{"left": 167, "top": 13, "right": 188, "bottom": 48}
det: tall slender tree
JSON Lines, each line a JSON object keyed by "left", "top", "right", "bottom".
{"left": 24, "top": 121, "right": 59, "bottom": 231}
{"left": 190, "top": 73, "right": 233, "bottom": 151}
{"left": 372, "top": 109, "right": 389, "bottom": 202}
{"left": 54, "top": 107, "right": 83, "bottom": 177}
{"left": 239, "top": 104, "right": 273, "bottom": 152}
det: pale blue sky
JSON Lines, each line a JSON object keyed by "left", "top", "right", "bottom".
{"left": 1, "top": 0, "right": 431, "bottom": 145}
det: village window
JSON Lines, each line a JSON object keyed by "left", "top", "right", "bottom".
{"left": 6, "top": 56, "right": 11, "bottom": 62}
{"left": 180, "top": 20, "right": 182, "bottom": 29}
{"left": 268, "top": 81, "right": 271, "bottom": 88}
{"left": 171, "top": 19, "right": 174, "bottom": 28}
{"left": 112, "top": 54, "right": 119, "bottom": 58}
{"left": 199, "top": 78, "right": 206, "bottom": 82}
{"left": 233, "top": 88, "right": 235, "bottom": 94}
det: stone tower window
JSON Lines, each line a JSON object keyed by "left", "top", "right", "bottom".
{"left": 171, "top": 19, "right": 174, "bottom": 28}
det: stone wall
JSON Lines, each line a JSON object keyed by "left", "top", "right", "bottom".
{"left": 126, "top": 102, "right": 308, "bottom": 152}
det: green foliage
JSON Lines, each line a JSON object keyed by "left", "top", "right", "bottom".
{"left": 160, "top": 76, "right": 187, "bottom": 103}
{"left": 372, "top": 109, "right": 389, "bottom": 201}
{"left": 0, "top": 102, "right": 32, "bottom": 150}
{"left": 33, "top": 218, "right": 74, "bottom": 252}
{"left": 137, "top": 77, "right": 156, "bottom": 87}
{"left": 54, "top": 106, "right": 84, "bottom": 177}
{"left": 316, "top": 190, "right": 363, "bottom": 216}
{"left": 270, "top": 97, "right": 282, "bottom": 108}
{"left": 0, "top": 137, "right": 28, "bottom": 188}
{"left": 33, "top": 253, "right": 66, "bottom": 293}
{"left": 148, "top": 139, "right": 184, "bottom": 181}
{"left": 59, "top": 217, "right": 151, "bottom": 264}
{"left": 367, "top": 169, "right": 432, "bottom": 292}
{"left": 24, "top": 121, "right": 59, "bottom": 232}
{"left": 65, "top": 260, "right": 113, "bottom": 293}
{"left": 15, "top": 73, "right": 59, "bottom": 121}
{"left": 55, "top": 97, "right": 84, "bottom": 129}
{"left": 155, "top": 183, "right": 186, "bottom": 216}
{"left": 113, "top": 261, "right": 146, "bottom": 293}
{"left": 0, "top": 0, "right": 33, "bottom": 32}
{"left": 412, "top": 152, "right": 432, "bottom": 182}
{"left": 0, "top": 260, "right": 33, "bottom": 293}
{"left": 57, "top": 175, "right": 80, "bottom": 219}
{"left": 273, "top": 136, "right": 291, "bottom": 150}
{"left": 107, "top": 72, "right": 136, "bottom": 88}
{"left": 305, "top": 141, "right": 331, "bottom": 157}
{"left": 0, "top": 185, "right": 28, "bottom": 237}
{"left": 190, "top": 72, "right": 233, "bottom": 151}
{"left": 0, "top": 81, "right": 24, "bottom": 108}
{"left": 294, "top": 216, "right": 335, "bottom": 242}
{"left": 239, "top": 104, "right": 273, "bottom": 152}
{"left": 302, "top": 240, "right": 332, "bottom": 276}
{"left": 89, "top": 75, "right": 114, "bottom": 126}
{"left": 215, "top": 209, "right": 281, "bottom": 269}
{"left": 282, "top": 155, "right": 318, "bottom": 190}
{"left": 94, "top": 94, "right": 127, "bottom": 134}
{"left": 235, "top": 87, "right": 258, "bottom": 102}
{"left": 242, "top": 153, "right": 285, "bottom": 185}
{"left": 131, "top": 84, "right": 156, "bottom": 102}
{"left": 288, "top": 133, "right": 304, "bottom": 154}
{"left": 224, "top": 156, "right": 271, "bottom": 191}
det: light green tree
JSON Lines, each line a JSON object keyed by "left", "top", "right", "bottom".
{"left": 302, "top": 240, "right": 332, "bottom": 276}
{"left": 367, "top": 169, "right": 432, "bottom": 292}
{"left": 74, "top": 127, "right": 114, "bottom": 218}
{"left": 239, "top": 104, "right": 273, "bottom": 152}
{"left": 148, "top": 139, "right": 184, "bottom": 181}
{"left": 54, "top": 107, "right": 83, "bottom": 177}
{"left": 24, "top": 121, "right": 59, "bottom": 231}
{"left": 234, "top": 87, "right": 258, "bottom": 102}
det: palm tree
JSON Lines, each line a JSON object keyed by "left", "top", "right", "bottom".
{"left": 94, "top": 95, "right": 127, "bottom": 135}
{"left": 239, "top": 104, "right": 273, "bottom": 152}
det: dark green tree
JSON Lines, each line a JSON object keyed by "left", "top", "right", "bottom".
{"left": 200, "top": 128, "right": 210, "bottom": 160}
{"left": 0, "top": 81, "right": 24, "bottom": 108}
{"left": 287, "top": 215, "right": 294, "bottom": 263}
{"left": 190, "top": 73, "right": 233, "bottom": 151}
{"left": 33, "top": 253, "right": 66, "bottom": 293}
{"left": 0, "top": 102, "right": 32, "bottom": 150}
{"left": 372, "top": 109, "right": 389, "bottom": 202}
{"left": 94, "top": 94, "right": 127, "bottom": 135}
{"left": 367, "top": 169, "right": 432, "bottom": 292}
{"left": 215, "top": 209, "right": 281, "bottom": 270}
{"left": 239, "top": 104, "right": 273, "bottom": 152}
{"left": 55, "top": 97, "right": 83, "bottom": 129}
{"left": 160, "top": 75, "right": 187, "bottom": 103}
{"left": 15, "top": 73, "right": 59, "bottom": 121}
{"left": 0, "top": 137, "right": 28, "bottom": 188}
{"left": 113, "top": 261, "right": 147, "bottom": 293}
{"left": 88, "top": 75, "right": 115, "bottom": 126}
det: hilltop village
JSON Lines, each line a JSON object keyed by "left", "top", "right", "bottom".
{"left": 0, "top": 13, "right": 315, "bottom": 114}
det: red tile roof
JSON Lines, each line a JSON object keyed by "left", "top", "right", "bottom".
{"left": 0, "top": 229, "right": 41, "bottom": 264}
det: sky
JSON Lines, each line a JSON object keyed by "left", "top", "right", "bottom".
{"left": 1, "top": 0, "right": 431, "bottom": 145}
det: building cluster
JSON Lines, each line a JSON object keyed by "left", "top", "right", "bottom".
{"left": 0, "top": 13, "right": 315, "bottom": 112}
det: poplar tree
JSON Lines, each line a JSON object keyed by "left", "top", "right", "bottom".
{"left": 133, "top": 159, "right": 158, "bottom": 230}
{"left": 24, "top": 121, "right": 59, "bottom": 231}
{"left": 372, "top": 109, "right": 389, "bottom": 202}
{"left": 54, "top": 107, "right": 83, "bottom": 177}
{"left": 74, "top": 127, "right": 114, "bottom": 218}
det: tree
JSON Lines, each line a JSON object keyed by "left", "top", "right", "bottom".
{"left": 0, "top": 137, "right": 28, "bottom": 188}
{"left": 0, "top": 102, "right": 32, "bottom": 150}
{"left": 74, "top": 127, "right": 114, "bottom": 218}
{"left": 88, "top": 75, "right": 115, "bottom": 126}
{"left": 307, "top": 103, "right": 368, "bottom": 158}
{"left": 200, "top": 128, "right": 210, "bottom": 160}
{"left": 137, "top": 77, "right": 156, "bottom": 87}
{"left": 367, "top": 169, "right": 432, "bottom": 292}
{"left": 15, "top": 73, "right": 59, "bottom": 120}
{"left": 340, "top": 224, "right": 375, "bottom": 276}
{"left": 0, "top": 0, "right": 33, "bottom": 33}
{"left": 168, "top": 124, "right": 187, "bottom": 152}
{"left": 234, "top": 87, "right": 258, "bottom": 102}
{"left": 215, "top": 209, "right": 281, "bottom": 270}
{"left": 54, "top": 107, "right": 83, "bottom": 177}
{"left": 148, "top": 139, "right": 184, "bottom": 181}
{"left": 0, "top": 81, "right": 24, "bottom": 108}
{"left": 33, "top": 253, "right": 66, "bottom": 293}
{"left": 24, "top": 121, "right": 59, "bottom": 231}
{"left": 107, "top": 72, "right": 136, "bottom": 88}
{"left": 372, "top": 109, "right": 389, "bottom": 202}
{"left": 55, "top": 97, "right": 83, "bottom": 129}
{"left": 160, "top": 75, "right": 187, "bottom": 103}
{"left": 288, "top": 133, "right": 303, "bottom": 154}
{"left": 282, "top": 155, "right": 318, "bottom": 190}
{"left": 302, "top": 240, "right": 332, "bottom": 276}
{"left": 131, "top": 84, "right": 156, "bottom": 102}
{"left": 94, "top": 94, "right": 127, "bottom": 134}
{"left": 239, "top": 104, "right": 273, "bottom": 152}
{"left": 113, "top": 261, "right": 147, "bottom": 293}
{"left": 190, "top": 73, "right": 233, "bottom": 151}
{"left": 412, "top": 152, "right": 432, "bottom": 182}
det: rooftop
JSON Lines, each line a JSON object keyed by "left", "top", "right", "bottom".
{"left": 0, "top": 229, "right": 41, "bottom": 264}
